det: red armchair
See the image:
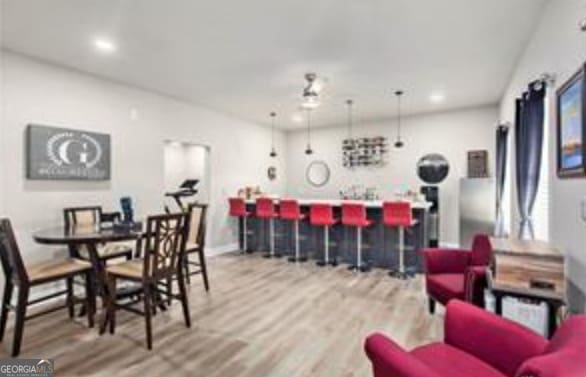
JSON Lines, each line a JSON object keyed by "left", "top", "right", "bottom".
{"left": 421, "top": 233, "right": 492, "bottom": 313}
{"left": 364, "top": 300, "right": 586, "bottom": 377}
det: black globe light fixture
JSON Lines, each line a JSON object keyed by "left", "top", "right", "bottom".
{"left": 394, "top": 90, "right": 405, "bottom": 148}
{"left": 269, "top": 111, "right": 277, "bottom": 158}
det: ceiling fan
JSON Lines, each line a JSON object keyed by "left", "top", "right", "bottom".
{"left": 301, "top": 72, "right": 326, "bottom": 109}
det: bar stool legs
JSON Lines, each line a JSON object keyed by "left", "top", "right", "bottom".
{"left": 263, "top": 218, "right": 282, "bottom": 258}
{"left": 348, "top": 227, "right": 369, "bottom": 273}
{"left": 389, "top": 226, "right": 414, "bottom": 279}
{"left": 241, "top": 217, "right": 250, "bottom": 254}
{"left": 316, "top": 226, "right": 337, "bottom": 267}
{"left": 288, "top": 220, "right": 307, "bottom": 263}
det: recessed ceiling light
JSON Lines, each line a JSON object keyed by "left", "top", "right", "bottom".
{"left": 292, "top": 114, "right": 304, "bottom": 123}
{"left": 430, "top": 92, "right": 445, "bottom": 104}
{"left": 93, "top": 38, "right": 117, "bottom": 54}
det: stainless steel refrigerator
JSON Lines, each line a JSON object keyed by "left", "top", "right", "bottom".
{"left": 459, "top": 178, "right": 495, "bottom": 247}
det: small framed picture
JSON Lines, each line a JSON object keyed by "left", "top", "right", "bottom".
{"left": 556, "top": 65, "right": 586, "bottom": 177}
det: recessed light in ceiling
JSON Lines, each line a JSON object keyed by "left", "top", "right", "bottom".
{"left": 93, "top": 38, "right": 117, "bottom": 54}
{"left": 292, "top": 113, "right": 304, "bottom": 123}
{"left": 430, "top": 92, "right": 445, "bottom": 104}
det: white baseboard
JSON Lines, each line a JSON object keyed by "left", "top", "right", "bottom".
{"left": 205, "top": 243, "right": 239, "bottom": 257}
{"left": 439, "top": 242, "right": 460, "bottom": 248}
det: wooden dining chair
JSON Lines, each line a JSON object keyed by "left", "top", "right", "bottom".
{"left": 183, "top": 203, "right": 209, "bottom": 291}
{"left": 103, "top": 212, "right": 191, "bottom": 350}
{"left": 63, "top": 206, "right": 134, "bottom": 262}
{"left": 0, "top": 219, "right": 95, "bottom": 356}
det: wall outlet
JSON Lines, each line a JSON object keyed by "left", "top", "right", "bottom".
{"left": 581, "top": 197, "right": 586, "bottom": 222}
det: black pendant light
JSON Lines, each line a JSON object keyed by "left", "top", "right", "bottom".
{"left": 269, "top": 111, "right": 277, "bottom": 158}
{"left": 305, "top": 109, "right": 313, "bottom": 155}
{"left": 346, "top": 99, "right": 354, "bottom": 142}
{"left": 394, "top": 90, "right": 405, "bottom": 148}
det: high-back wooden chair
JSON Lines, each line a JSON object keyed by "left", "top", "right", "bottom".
{"left": 63, "top": 206, "right": 134, "bottom": 262}
{"left": 183, "top": 203, "right": 209, "bottom": 290}
{"left": 0, "top": 219, "right": 95, "bottom": 356}
{"left": 104, "top": 212, "right": 191, "bottom": 350}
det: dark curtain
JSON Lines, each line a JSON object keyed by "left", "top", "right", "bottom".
{"left": 495, "top": 124, "right": 509, "bottom": 237}
{"left": 515, "top": 83, "right": 546, "bottom": 239}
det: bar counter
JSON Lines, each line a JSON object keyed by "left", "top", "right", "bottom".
{"left": 240, "top": 198, "right": 431, "bottom": 272}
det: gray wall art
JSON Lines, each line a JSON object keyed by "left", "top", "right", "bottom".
{"left": 26, "top": 124, "right": 111, "bottom": 180}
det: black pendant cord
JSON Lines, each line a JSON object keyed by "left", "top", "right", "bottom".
{"left": 305, "top": 109, "right": 313, "bottom": 155}
{"left": 270, "top": 111, "right": 277, "bottom": 158}
{"left": 394, "top": 90, "right": 404, "bottom": 148}
{"left": 346, "top": 99, "right": 353, "bottom": 141}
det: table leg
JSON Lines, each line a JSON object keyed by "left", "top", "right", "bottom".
{"left": 547, "top": 302, "right": 559, "bottom": 339}
{"left": 494, "top": 293, "right": 503, "bottom": 315}
{"left": 66, "top": 243, "right": 90, "bottom": 318}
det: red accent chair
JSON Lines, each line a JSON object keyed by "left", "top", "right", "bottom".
{"left": 421, "top": 234, "right": 492, "bottom": 313}
{"left": 364, "top": 300, "right": 586, "bottom": 377}
{"left": 228, "top": 198, "right": 251, "bottom": 253}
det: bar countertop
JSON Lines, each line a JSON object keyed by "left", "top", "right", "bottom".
{"left": 245, "top": 198, "right": 432, "bottom": 209}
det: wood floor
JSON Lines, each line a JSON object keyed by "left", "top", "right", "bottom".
{"left": 0, "top": 252, "right": 443, "bottom": 377}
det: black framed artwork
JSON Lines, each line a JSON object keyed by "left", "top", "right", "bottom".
{"left": 556, "top": 65, "right": 586, "bottom": 177}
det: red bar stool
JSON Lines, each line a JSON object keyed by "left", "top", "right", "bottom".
{"left": 342, "top": 202, "right": 374, "bottom": 272}
{"left": 383, "top": 201, "right": 418, "bottom": 279}
{"left": 280, "top": 199, "right": 307, "bottom": 263}
{"left": 229, "top": 198, "right": 251, "bottom": 253}
{"left": 256, "top": 197, "right": 280, "bottom": 258}
{"left": 309, "top": 203, "right": 339, "bottom": 267}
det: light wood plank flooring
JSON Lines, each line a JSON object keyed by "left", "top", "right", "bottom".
{"left": 0, "top": 253, "right": 443, "bottom": 376}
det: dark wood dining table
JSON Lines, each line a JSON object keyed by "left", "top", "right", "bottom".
{"left": 33, "top": 224, "right": 144, "bottom": 329}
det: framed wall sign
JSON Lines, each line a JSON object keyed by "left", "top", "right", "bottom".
{"left": 26, "top": 124, "right": 111, "bottom": 180}
{"left": 556, "top": 65, "right": 586, "bottom": 177}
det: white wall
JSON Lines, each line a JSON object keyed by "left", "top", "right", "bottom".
{"left": 163, "top": 142, "right": 209, "bottom": 204}
{"left": 0, "top": 52, "right": 287, "bottom": 267}
{"left": 285, "top": 106, "right": 499, "bottom": 246}
{"left": 499, "top": 0, "right": 586, "bottom": 312}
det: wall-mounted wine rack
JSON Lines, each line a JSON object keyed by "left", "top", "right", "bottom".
{"left": 342, "top": 136, "right": 388, "bottom": 168}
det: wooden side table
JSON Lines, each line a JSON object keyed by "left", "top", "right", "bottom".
{"left": 489, "top": 237, "right": 566, "bottom": 338}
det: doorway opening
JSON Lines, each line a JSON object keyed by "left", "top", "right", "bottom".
{"left": 163, "top": 140, "right": 211, "bottom": 212}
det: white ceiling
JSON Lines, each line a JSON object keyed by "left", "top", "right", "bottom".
{"left": 1, "top": 0, "right": 547, "bottom": 129}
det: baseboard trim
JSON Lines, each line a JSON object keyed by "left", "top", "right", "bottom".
{"left": 205, "top": 243, "right": 239, "bottom": 257}
{"left": 439, "top": 242, "right": 460, "bottom": 249}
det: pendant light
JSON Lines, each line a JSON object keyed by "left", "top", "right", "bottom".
{"left": 269, "top": 111, "right": 277, "bottom": 158}
{"left": 394, "top": 90, "right": 405, "bottom": 148}
{"left": 305, "top": 109, "right": 313, "bottom": 155}
{"left": 346, "top": 99, "right": 354, "bottom": 141}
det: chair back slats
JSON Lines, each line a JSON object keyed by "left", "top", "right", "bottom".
{"left": 63, "top": 206, "right": 102, "bottom": 228}
{"left": 143, "top": 213, "right": 189, "bottom": 280}
{"left": 0, "top": 219, "right": 29, "bottom": 284}
{"left": 187, "top": 203, "right": 207, "bottom": 249}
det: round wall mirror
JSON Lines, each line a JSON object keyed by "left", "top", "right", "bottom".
{"left": 417, "top": 154, "right": 449, "bottom": 184}
{"left": 306, "top": 161, "right": 330, "bottom": 187}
